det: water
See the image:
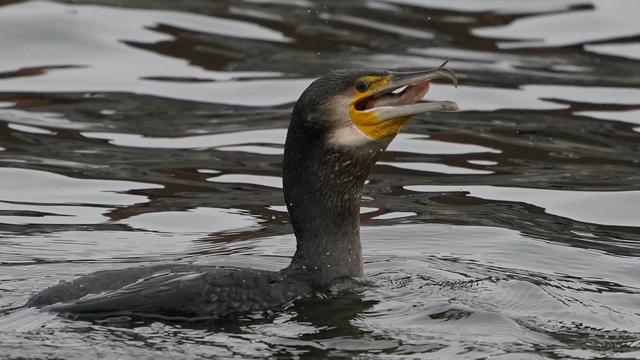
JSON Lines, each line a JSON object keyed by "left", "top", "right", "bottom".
{"left": 0, "top": 0, "right": 639, "bottom": 358}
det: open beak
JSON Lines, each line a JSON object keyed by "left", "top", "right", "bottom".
{"left": 357, "top": 67, "right": 459, "bottom": 121}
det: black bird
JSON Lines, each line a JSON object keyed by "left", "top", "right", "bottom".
{"left": 27, "top": 67, "right": 459, "bottom": 320}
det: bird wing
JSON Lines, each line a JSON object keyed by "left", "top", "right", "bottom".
{"left": 31, "top": 265, "right": 307, "bottom": 320}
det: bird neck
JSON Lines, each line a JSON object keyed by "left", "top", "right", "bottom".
{"left": 282, "top": 126, "right": 382, "bottom": 286}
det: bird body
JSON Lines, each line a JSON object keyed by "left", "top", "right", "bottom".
{"left": 27, "top": 67, "right": 458, "bottom": 320}
{"left": 27, "top": 264, "right": 311, "bottom": 319}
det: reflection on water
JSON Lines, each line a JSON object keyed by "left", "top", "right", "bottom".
{"left": 81, "top": 129, "right": 288, "bottom": 149}
{"left": 473, "top": 0, "right": 640, "bottom": 49}
{"left": 0, "top": 0, "right": 639, "bottom": 358}
{"left": 406, "top": 185, "right": 640, "bottom": 227}
{"left": 379, "top": 161, "right": 494, "bottom": 175}
{"left": 578, "top": 109, "right": 640, "bottom": 125}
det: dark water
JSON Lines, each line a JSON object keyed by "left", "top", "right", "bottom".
{"left": 0, "top": 0, "right": 639, "bottom": 358}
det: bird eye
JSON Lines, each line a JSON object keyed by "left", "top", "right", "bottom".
{"left": 355, "top": 79, "right": 368, "bottom": 92}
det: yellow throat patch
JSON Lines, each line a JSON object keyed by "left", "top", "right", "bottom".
{"left": 348, "top": 75, "right": 410, "bottom": 140}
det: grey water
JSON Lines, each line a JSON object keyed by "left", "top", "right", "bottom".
{"left": 0, "top": 0, "right": 639, "bottom": 358}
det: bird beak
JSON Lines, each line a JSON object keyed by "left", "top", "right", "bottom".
{"left": 348, "top": 65, "right": 459, "bottom": 140}
{"left": 359, "top": 67, "right": 459, "bottom": 122}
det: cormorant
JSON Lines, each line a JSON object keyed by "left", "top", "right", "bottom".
{"left": 27, "top": 66, "right": 459, "bottom": 320}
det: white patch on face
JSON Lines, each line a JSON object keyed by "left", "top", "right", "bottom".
{"left": 328, "top": 123, "right": 372, "bottom": 147}
{"left": 324, "top": 89, "right": 375, "bottom": 148}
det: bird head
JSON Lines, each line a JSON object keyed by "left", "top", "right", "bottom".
{"left": 289, "top": 66, "right": 459, "bottom": 151}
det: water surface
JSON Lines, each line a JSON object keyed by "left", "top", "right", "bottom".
{"left": 1, "top": 0, "right": 639, "bottom": 358}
